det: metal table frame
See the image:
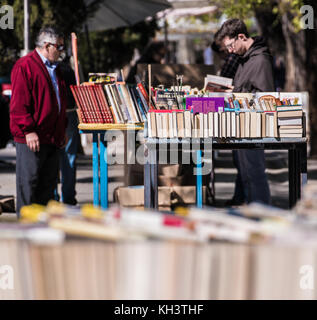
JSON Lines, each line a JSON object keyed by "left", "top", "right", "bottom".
{"left": 144, "top": 137, "right": 307, "bottom": 210}
{"left": 79, "top": 123, "right": 143, "bottom": 209}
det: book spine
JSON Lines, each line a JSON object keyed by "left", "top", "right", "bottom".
{"left": 116, "top": 84, "right": 131, "bottom": 122}
{"left": 77, "top": 86, "right": 93, "bottom": 123}
{"left": 121, "top": 83, "right": 139, "bottom": 123}
{"left": 70, "top": 85, "right": 87, "bottom": 123}
{"left": 82, "top": 85, "right": 98, "bottom": 123}
{"left": 104, "top": 85, "right": 121, "bottom": 124}
{"left": 89, "top": 85, "right": 105, "bottom": 123}
{"left": 137, "top": 82, "right": 155, "bottom": 109}
{"left": 129, "top": 85, "right": 146, "bottom": 122}
{"left": 109, "top": 85, "right": 124, "bottom": 123}
{"left": 127, "top": 85, "right": 143, "bottom": 123}
{"left": 136, "top": 86, "right": 149, "bottom": 112}
{"left": 96, "top": 85, "right": 114, "bottom": 124}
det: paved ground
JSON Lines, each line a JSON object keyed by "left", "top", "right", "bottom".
{"left": 1, "top": 141, "right": 317, "bottom": 222}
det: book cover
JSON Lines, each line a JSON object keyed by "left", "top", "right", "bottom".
{"left": 204, "top": 74, "right": 233, "bottom": 92}
{"left": 96, "top": 85, "right": 114, "bottom": 123}
{"left": 185, "top": 97, "right": 225, "bottom": 114}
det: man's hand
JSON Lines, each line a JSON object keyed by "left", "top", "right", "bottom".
{"left": 61, "top": 135, "right": 69, "bottom": 149}
{"left": 224, "top": 85, "right": 234, "bottom": 93}
{"left": 25, "top": 132, "right": 40, "bottom": 152}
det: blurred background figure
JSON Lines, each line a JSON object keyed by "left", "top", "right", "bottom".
{"left": 203, "top": 40, "right": 213, "bottom": 65}
{"left": 126, "top": 41, "right": 166, "bottom": 84}
{"left": 54, "top": 56, "right": 80, "bottom": 205}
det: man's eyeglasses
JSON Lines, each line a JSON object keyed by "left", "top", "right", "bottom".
{"left": 225, "top": 37, "right": 238, "bottom": 51}
{"left": 46, "top": 42, "right": 64, "bottom": 52}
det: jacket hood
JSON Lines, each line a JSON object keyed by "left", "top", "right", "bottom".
{"left": 242, "top": 36, "right": 271, "bottom": 60}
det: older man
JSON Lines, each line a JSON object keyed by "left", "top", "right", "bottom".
{"left": 10, "top": 26, "right": 68, "bottom": 216}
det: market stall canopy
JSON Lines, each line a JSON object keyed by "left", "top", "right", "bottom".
{"left": 85, "top": 0, "right": 172, "bottom": 31}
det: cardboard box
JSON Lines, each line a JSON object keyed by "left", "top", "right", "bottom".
{"left": 114, "top": 185, "right": 206, "bottom": 211}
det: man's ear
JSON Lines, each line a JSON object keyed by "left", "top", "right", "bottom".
{"left": 44, "top": 43, "right": 50, "bottom": 51}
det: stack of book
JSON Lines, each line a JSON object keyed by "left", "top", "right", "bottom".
{"left": 276, "top": 103, "right": 303, "bottom": 138}
{"left": 146, "top": 92, "right": 305, "bottom": 139}
{"left": 147, "top": 109, "right": 278, "bottom": 139}
{"left": 2, "top": 198, "right": 317, "bottom": 299}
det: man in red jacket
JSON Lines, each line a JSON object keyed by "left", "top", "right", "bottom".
{"left": 10, "top": 26, "right": 68, "bottom": 216}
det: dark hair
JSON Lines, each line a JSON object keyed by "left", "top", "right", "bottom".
{"left": 215, "top": 19, "right": 249, "bottom": 43}
{"left": 211, "top": 40, "right": 221, "bottom": 53}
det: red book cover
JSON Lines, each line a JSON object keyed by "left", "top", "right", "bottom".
{"left": 84, "top": 85, "right": 99, "bottom": 123}
{"left": 70, "top": 85, "right": 87, "bottom": 123}
{"left": 80, "top": 86, "right": 96, "bottom": 123}
{"left": 75, "top": 85, "right": 92, "bottom": 123}
{"left": 89, "top": 85, "right": 105, "bottom": 123}
{"left": 94, "top": 85, "right": 108, "bottom": 123}
{"left": 77, "top": 86, "right": 92, "bottom": 123}
{"left": 137, "top": 82, "right": 156, "bottom": 110}
{"left": 82, "top": 85, "right": 98, "bottom": 123}
{"left": 92, "top": 85, "right": 106, "bottom": 123}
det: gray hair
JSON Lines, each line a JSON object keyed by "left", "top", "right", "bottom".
{"left": 35, "top": 26, "right": 64, "bottom": 48}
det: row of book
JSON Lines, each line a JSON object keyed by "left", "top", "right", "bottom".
{"left": 2, "top": 197, "right": 317, "bottom": 299}
{"left": 147, "top": 109, "right": 305, "bottom": 138}
{"left": 2, "top": 235, "right": 317, "bottom": 300}
{"left": 70, "top": 81, "right": 152, "bottom": 124}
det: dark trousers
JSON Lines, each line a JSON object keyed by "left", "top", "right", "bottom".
{"left": 16, "top": 143, "right": 60, "bottom": 216}
{"left": 232, "top": 149, "right": 271, "bottom": 204}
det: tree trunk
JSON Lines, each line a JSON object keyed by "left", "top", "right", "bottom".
{"left": 255, "top": 1, "right": 317, "bottom": 155}
{"left": 280, "top": 4, "right": 317, "bottom": 155}
{"left": 305, "top": 0, "right": 317, "bottom": 155}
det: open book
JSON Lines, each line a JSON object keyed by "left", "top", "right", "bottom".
{"left": 204, "top": 74, "right": 233, "bottom": 92}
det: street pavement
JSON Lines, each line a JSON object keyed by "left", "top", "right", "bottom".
{"left": 1, "top": 142, "right": 317, "bottom": 222}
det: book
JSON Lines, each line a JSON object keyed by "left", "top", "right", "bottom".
{"left": 226, "top": 112, "right": 231, "bottom": 137}
{"left": 214, "top": 112, "right": 219, "bottom": 138}
{"left": 204, "top": 74, "right": 233, "bottom": 92}
{"left": 240, "top": 112, "right": 245, "bottom": 138}
{"left": 278, "top": 117, "right": 302, "bottom": 126}
{"left": 221, "top": 112, "right": 226, "bottom": 138}
{"left": 176, "top": 112, "right": 185, "bottom": 138}
{"left": 184, "top": 110, "right": 191, "bottom": 138}
{"left": 277, "top": 110, "right": 303, "bottom": 118}
{"left": 186, "top": 97, "right": 225, "bottom": 114}
{"left": 155, "top": 90, "right": 184, "bottom": 110}
{"left": 208, "top": 112, "right": 214, "bottom": 137}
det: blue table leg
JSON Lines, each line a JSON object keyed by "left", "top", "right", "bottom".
{"left": 93, "top": 133, "right": 100, "bottom": 206}
{"left": 196, "top": 149, "right": 203, "bottom": 208}
{"left": 100, "top": 133, "right": 108, "bottom": 209}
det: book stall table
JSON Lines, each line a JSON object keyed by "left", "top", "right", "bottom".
{"left": 78, "top": 123, "right": 144, "bottom": 209}
{"left": 144, "top": 137, "right": 307, "bottom": 210}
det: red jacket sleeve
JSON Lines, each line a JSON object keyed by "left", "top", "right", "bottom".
{"left": 10, "top": 63, "right": 36, "bottom": 136}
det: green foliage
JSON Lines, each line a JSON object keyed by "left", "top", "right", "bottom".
{"left": 0, "top": 0, "right": 101, "bottom": 75}
{"left": 212, "top": 0, "right": 304, "bottom": 30}
{"left": 0, "top": 0, "right": 159, "bottom": 81}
